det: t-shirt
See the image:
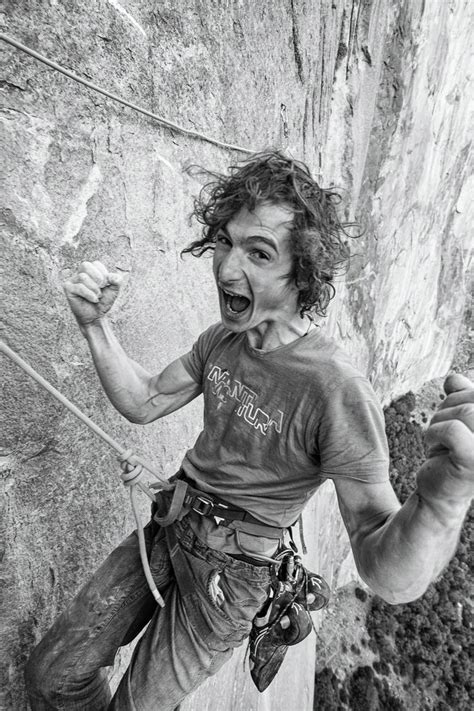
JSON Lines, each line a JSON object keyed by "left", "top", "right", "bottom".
{"left": 181, "top": 322, "right": 389, "bottom": 534}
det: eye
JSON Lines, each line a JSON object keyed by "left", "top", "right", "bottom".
{"left": 252, "top": 249, "right": 270, "bottom": 261}
{"left": 216, "top": 232, "right": 231, "bottom": 247}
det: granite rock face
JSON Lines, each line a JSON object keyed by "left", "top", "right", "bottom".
{"left": 1, "top": 1, "right": 471, "bottom": 709}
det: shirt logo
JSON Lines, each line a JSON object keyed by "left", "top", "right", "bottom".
{"left": 207, "top": 364, "right": 284, "bottom": 436}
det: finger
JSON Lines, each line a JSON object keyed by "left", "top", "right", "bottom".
{"left": 430, "top": 403, "right": 474, "bottom": 431}
{"left": 91, "top": 260, "right": 123, "bottom": 287}
{"left": 444, "top": 373, "right": 474, "bottom": 396}
{"left": 425, "top": 420, "right": 474, "bottom": 464}
{"left": 91, "top": 260, "right": 109, "bottom": 280}
{"left": 65, "top": 282, "right": 100, "bottom": 303}
{"left": 70, "top": 272, "right": 102, "bottom": 297}
{"left": 436, "top": 389, "right": 474, "bottom": 412}
{"left": 90, "top": 261, "right": 123, "bottom": 289}
{"left": 106, "top": 271, "right": 123, "bottom": 288}
{"left": 79, "top": 261, "right": 109, "bottom": 287}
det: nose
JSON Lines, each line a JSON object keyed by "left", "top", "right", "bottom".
{"left": 215, "top": 246, "right": 244, "bottom": 283}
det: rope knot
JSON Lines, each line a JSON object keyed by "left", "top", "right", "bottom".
{"left": 119, "top": 449, "right": 145, "bottom": 487}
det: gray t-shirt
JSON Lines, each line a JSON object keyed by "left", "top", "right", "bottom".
{"left": 181, "top": 322, "right": 389, "bottom": 531}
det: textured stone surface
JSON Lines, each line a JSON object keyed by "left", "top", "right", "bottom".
{"left": 0, "top": 1, "right": 471, "bottom": 709}
{"left": 323, "top": 0, "right": 472, "bottom": 398}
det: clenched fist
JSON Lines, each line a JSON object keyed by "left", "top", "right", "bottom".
{"left": 64, "top": 260, "right": 123, "bottom": 328}
{"left": 417, "top": 373, "right": 474, "bottom": 505}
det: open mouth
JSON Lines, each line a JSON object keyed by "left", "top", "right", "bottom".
{"left": 221, "top": 287, "right": 251, "bottom": 315}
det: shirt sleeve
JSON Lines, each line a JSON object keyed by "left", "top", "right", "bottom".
{"left": 180, "top": 322, "right": 223, "bottom": 385}
{"left": 317, "top": 376, "right": 389, "bottom": 483}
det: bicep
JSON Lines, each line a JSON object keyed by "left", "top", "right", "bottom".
{"left": 333, "top": 477, "right": 401, "bottom": 551}
{"left": 143, "top": 353, "right": 202, "bottom": 422}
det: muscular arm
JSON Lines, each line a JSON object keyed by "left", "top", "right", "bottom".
{"left": 64, "top": 260, "right": 201, "bottom": 424}
{"left": 334, "top": 374, "right": 473, "bottom": 604}
{"left": 335, "top": 479, "right": 469, "bottom": 604}
{"left": 82, "top": 318, "right": 201, "bottom": 423}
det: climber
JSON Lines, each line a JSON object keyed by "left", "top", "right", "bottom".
{"left": 25, "top": 151, "right": 474, "bottom": 710}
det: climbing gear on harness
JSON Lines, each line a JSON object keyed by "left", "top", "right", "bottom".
{"left": 248, "top": 548, "right": 330, "bottom": 692}
{"left": 154, "top": 473, "right": 287, "bottom": 541}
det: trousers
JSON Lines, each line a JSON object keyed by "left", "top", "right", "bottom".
{"left": 25, "top": 513, "right": 272, "bottom": 710}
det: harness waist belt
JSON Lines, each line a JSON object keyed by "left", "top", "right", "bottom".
{"left": 153, "top": 475, "right": 286, "bottom": 539}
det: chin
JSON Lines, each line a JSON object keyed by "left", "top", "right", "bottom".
{"left": 219, "top": 311, "right": 252, "bottom": 332}
{"left": 221, "top": 317, "right": 247, "bottom": 333}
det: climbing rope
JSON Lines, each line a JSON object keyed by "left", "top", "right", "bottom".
{"left": 0, "top": 340, "right": 167, "bottom": 607}
{"left": 0, "top": 33, "right": 255, "bottom": 155}
{"left": 119, "top": 448, "right": 166, "bottom": 607}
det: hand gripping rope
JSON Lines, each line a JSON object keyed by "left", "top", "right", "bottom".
{"left": 0, "top": 340, "right": 168, "bottom": 607}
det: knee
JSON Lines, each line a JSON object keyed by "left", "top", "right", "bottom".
{"left": 25, "top": 640, "right": 112, "bottom": 710}
{"left": 24, "top": 643, "right": 59, "bottom": 702}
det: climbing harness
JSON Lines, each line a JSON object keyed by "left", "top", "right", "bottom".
{"left": 0, "top": 340, "right": 169, "bottom": 607}
{"left": 155, "top": 473, "right": 287, "bottom": 540}
{"left": 0, "top": 33, "right": 254, "bottom": 155}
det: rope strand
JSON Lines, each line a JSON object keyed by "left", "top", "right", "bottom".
{"left": 0, "top": 33, "right": 254, "bottom": 155}
{"left": 0, "top": 340, "right": 166, "bottom": 490}
{"left": 1, "top": 339, "right": 168, "bottom": 606}
{"left": 130, "top": 486, "right": 166, "bottom": 607}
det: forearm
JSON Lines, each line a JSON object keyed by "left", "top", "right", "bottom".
{"left": 341, "top": 373, "right": 474, "bottom": 604}
{"left": 356, "top": 487, "right": 470, "bottom": 604}
{"left": 81, "top": 318, "right": 153, "bottom": 423}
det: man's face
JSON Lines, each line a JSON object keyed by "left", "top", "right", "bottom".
{"left": 212, "top": 202, "right": 299, "bottom": 336}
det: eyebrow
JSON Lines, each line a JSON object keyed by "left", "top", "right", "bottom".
{"left": 246, "top": 235, "right": 279, "bottom": 253}
{"left": 219, "top": 226, "right": 279, "bottom": 253}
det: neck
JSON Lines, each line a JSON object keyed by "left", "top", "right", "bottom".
{"left": 246, "top": 315, "right": 314, "bottom": 351}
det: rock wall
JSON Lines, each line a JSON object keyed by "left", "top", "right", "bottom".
{"left": 1, "top": 1, "right": 471, "bottom": 709}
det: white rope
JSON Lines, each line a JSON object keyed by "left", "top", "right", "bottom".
{"left": 1, "top": 339, "right": 167, "bottom": 606}
{"left": 0, "top": 33, "right": 255, "bottom": 155}
{"left": 0, "top": 340, "right": 166, "bottom": 489}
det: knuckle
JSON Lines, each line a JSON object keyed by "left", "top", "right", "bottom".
{"left": 459, "top": 402, "right": 474, "bottom": 417}
{"left": 430, "top": 419, "right": 454, "bottom": 437}
{"left": 443, "top": 392, "right": 458, "bottom": 406}
{"left": 445, "top": 419, "right": 460, "bottom": 434}
{"left": 79, "top": 271, "right": 98, "bottom": 287}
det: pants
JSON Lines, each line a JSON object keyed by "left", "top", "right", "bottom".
{"left": 25, "top": 513, "right": 272, "bottom": 710}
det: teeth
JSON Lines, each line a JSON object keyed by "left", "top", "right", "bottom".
{"left": 222, "top": 288, "right": 245, "bottom": 298}
{"left": 221, "top": 288, "right": 251, "bottom": 315}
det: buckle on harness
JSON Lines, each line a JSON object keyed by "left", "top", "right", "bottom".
{"left": 192, "top": 495, "right": 214, "bottom": 516}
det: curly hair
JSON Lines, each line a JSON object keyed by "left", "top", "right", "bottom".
{"left": 182, "top": 150, "right": 358, "bottom": 318}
